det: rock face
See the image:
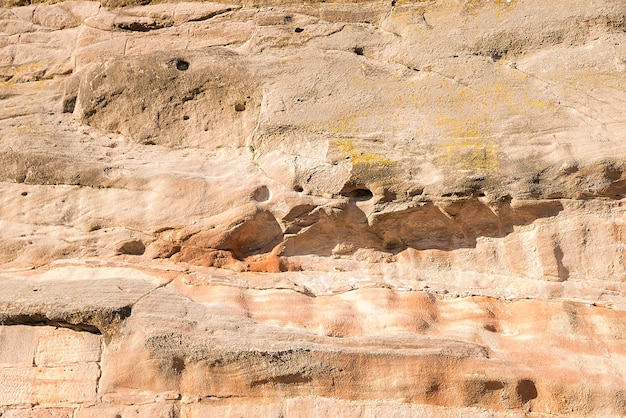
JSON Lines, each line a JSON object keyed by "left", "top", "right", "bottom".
{"left": 1, "top": 0, "right": 626, "bottom": 416}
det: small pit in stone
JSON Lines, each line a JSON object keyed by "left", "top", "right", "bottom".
{"left": 516, "top": 379, "right": 538, "bottom": 403}
{"left": 491, "top": 53, "right": 503, "bottom": 61}
{"left": 485, "top": 380, "right": 505, "bottom": 391}
{"left": 21, "top": 191, "right": 28, "bottom": 196}
{"left": 353, "top": 46, "right": 364, "bottom": 56}
{"left": 294, "top": 27, "right": 304, "bottom": 33}
{"left": 253, "top": 186, "right": 271, "bottom": 202}
{"left": 234, "top": 102, "right": 246, "bottom": 111}
{"left": 172, "top": 356, "right": 185, "bottom": 375}
{"left": 425, "top": 381, "right": 440, "bottom": 396}
{"left": 342, "top": 187, "right": 374, "bottom": 201}
{"left": 175, "top": 59, "right": 189, "bottom": 71}
{"left": 483, "top": 323, "right": 498, "bottom": 332}
{"left": 293, "top": 185, "right": 304, "bottom": 193}
{"left": 63, "top": 96, "right": 76, "bottom": 113}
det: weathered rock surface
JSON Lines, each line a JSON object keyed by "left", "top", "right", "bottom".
{"left": 1, "top": 0, "right": 626, "bottom": 416}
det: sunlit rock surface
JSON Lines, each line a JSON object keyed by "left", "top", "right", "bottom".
{"left": 1, "top": 0, "right": 626, "bottom": 415}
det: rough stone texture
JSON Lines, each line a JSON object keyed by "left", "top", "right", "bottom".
{"left": 0, "top": 325, "right": 101, "bottom": 407}
{"left": 1, "top": 0, "right": 626, "bottom": 416}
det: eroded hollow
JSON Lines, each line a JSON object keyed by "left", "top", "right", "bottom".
{"left": 172, "top": 356, "right": 186, "bottom": 375}
{"left": 0, "top": 315, "right": 101, "bottom": 334}
{"left": 175, "top": 59, "right": 189, "bottom": 71}
{"left": 516, "top": 379, "right": 538, "bottom": 403}
{"left": 341, "top": 187, "right": 373, "bottom": 201}
{"left": 63, "top": 96, "right": 76, "bottom": 113}
{"left": 116, "top": 240, "right": 146, "bottom": 256}
{"left": 484, "top": 380, "right": 505, "bottom": 391}
{"left": 253, "top": 186, "right": 271, "bottom": 202}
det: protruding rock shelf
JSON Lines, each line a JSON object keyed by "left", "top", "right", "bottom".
{"left": 1, "top": 0, "right": 626, "bottom": 416}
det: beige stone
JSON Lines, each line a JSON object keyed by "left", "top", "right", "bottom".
{"left": 0, "top": 326, "right": 37, "bottom": 367}
{"left": 0, "top": 364, "right": 99, "bottom": 406}
{"left": 34, "top": 328, "right": 101, "bottom": 367}
{"left": 75, "top": 403, "right": 178, "bottom": 418}
{"left": 0, "top": 407, "right": 75, "bottom": 418}
{"left": 1, "top": 0, "right": 626, "bottom": 415}
{"left": 183, "top": 401, "right": 284, "bottom": 418}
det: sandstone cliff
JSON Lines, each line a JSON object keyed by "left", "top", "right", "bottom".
{"left": 1, "top": 0, "right": 626, "bottom": 416}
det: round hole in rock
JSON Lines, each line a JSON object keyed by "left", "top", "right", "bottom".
{"left": 346, "top": 188, "right": 373, "bottom": 201}
{"left": 234, "top": 102, "right": 246, "bottom": 111}
{"left": 175, "top": 59, "right": 189, "bottom": 71}
{"left": 183, "top": 115, "right": 189, "bottom": 120}
{"left": 21, "top": 191, "right": 28, "bottom": 196}
{"left": 293, "top": 185, "right": 304, "bottom": 193}
{"left": 294, "top": 27, "right": 304, "bottom": 33}
{"left": 253, "top": 186, "right": 271, "bottom": 202}
{"left": 353, "top": 46, "right": 364, "bottom": 56}
{"left": 516, "top": 379, "right": 537, "bottom": 403}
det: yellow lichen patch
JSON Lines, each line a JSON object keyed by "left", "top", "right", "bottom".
{"left": 331, "top": 137, "right": 395, "bottom": 184}
{"left": 523, "top": 98, "right": 558, "bottom": 112}
{"left": 437, "top": 61, "right": 557, "bottom": 113}
{"left": 328, "top": 114, "right": 359, "bottom": 135}
{"left": 527, "top": 100, "right": 548, "bottom": 107}
{"left": 0, "top": 63, "right": 48, "bottom": 84}
{"left": 352, "top": 153, "right": 394, "bottom": 168}
{"left": 440, "top": 138, "right": 499, "bottom": 171}
{"left": 332, "top": 137, "right": 356, "bottom": 156}
{"left": 463, "top": 0, "right": 516, "bottom": 14}
{"left": 436, "top": 115, "right": 493, "bottom": 140}
{"left": 351, "top": 152, "right": 395, "bottom": 184}
{"left": 436, "top": 116, "right": 499, "bottom": 172}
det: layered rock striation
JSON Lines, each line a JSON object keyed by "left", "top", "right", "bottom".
{"left": 1, "top": 0, "right": 626, "bottom": 416}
